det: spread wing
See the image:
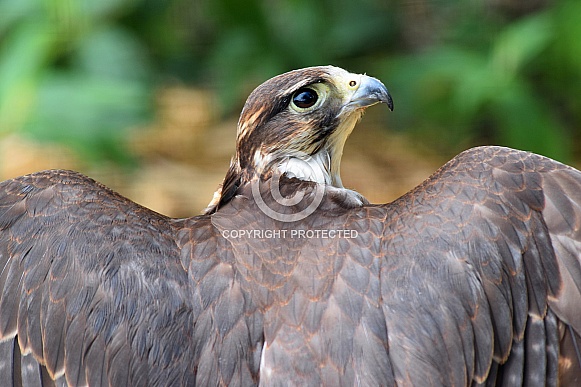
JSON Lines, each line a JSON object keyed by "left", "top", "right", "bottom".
{"left": 2, "top": 145, "right": 581, "bottom": 387}
{"left": 376, "top": 146, "right": 581, "bottom": 385}
{"left": 0, "top": 170, "right": 200, "bottom": 386}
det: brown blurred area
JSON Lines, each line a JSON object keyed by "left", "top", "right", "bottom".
{"left": 0, "top": 86, "right": 444, "bottom": 218}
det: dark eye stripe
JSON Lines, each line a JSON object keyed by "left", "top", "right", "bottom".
{"left": 292, "top": 88, "right": 318, "bottom": 109}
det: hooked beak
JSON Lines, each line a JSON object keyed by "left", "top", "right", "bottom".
{"left": 348, "top": 75, "right": 393, "bottom": 111}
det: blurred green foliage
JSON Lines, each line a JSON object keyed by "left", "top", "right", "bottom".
{"left": 379, "top": 0, "right": 581, "bottom": 161}
{"left": 0, "top": 0, "right": 580, "bottom": 164}
{"left": 0, "top": 0, "right": 153, "bottom": 165}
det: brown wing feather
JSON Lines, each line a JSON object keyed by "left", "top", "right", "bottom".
{"left": 0, "top": 170, "right": 224, "bottom": 386}
{"left": 377, "top": 146, "right": 581, "bottom": 386}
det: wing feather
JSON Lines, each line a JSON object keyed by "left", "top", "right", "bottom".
{"left": 84, "top": 335, "right": 107, "bottom": 387}
{"left": 20, "top": 352, "right": 42, "bottom": 387}
{"left": 0, "top": 339, "right": 15, "bottom": 385}
{"left": 0, "top": 259, "right": 21, "bottom": 337}
{"left": 0, "top": 170, "right": 215, "bottom": 386}
{"left": 377, "top": 146, "right": 581, "bottom": 385}
{"left": 63, "top": 314, "right": 87, "bottom": 386}
{"left": 42, "top": 300, "right": 66, "bottom": 378}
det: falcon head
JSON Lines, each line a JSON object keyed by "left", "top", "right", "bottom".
{"left": 206, "top": 65, "right": 393, "bottom": 214}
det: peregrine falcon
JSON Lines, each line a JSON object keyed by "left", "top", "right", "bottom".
{"left": 0, "top": 66, "right": 579, "bottom": 386}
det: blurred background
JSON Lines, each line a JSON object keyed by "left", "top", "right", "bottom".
{"left": 0, "top": 0, "right": 580, "bottom": 217}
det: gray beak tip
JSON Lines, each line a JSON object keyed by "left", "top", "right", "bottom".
{"left": 350, "top": 75, "right": 394, "bottom": 112}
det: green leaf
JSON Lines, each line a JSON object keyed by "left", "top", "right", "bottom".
{"left": 0, "top": 0, "right": 38, "bottom": 34}
{"left": 490, "top": 12, "right": 552, "bottom": 79}
{"left": 0, "top": 21, "right": 54, "bottom": 133}
{"left": 24, "top": 72, "right": 151, "bottom": 164}
{"left": 74, "top": 26, "right": 152, "bottom": 82}
{"left": 493, "top": 82, "right": 569, "bottom": 161}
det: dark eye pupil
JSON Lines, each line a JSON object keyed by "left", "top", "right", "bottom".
{"left": 293, "top": 88, "right": 318, "bottom": 109}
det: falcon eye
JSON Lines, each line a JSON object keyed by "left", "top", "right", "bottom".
{"left": 292, "top": 88, "right": 318, "bottom": 109}
{"left": 288, "top": 83, "right": 330, "bottom": 113}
